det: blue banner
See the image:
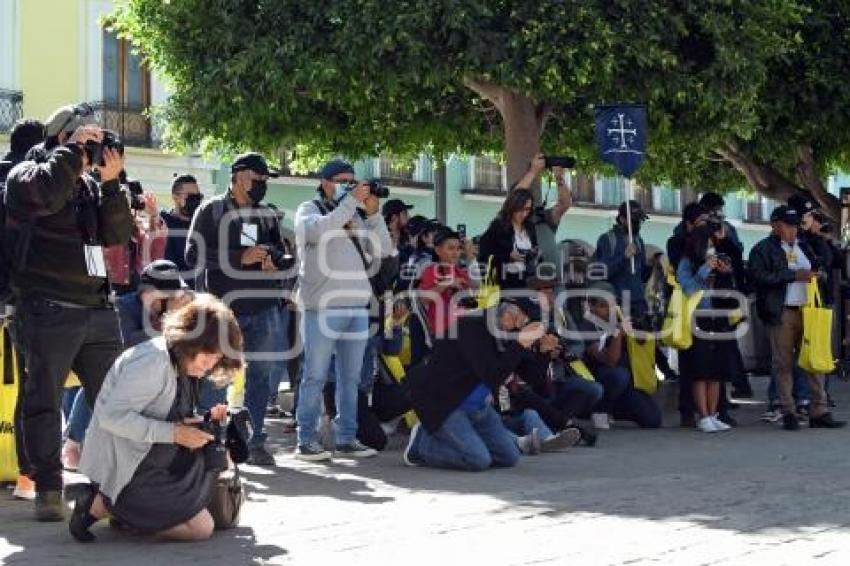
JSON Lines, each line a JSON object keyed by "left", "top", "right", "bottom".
{"left": 594, "top": 104, "right": 647, "bottom": 178}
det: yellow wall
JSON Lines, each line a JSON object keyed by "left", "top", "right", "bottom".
{"left": 19, "top": 0, "right": 83, "bottom": 121}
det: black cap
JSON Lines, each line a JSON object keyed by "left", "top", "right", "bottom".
{"left": 770, "top": 205, "right": 801, "bottom": 226}
{"left": 408, "top": 216, "right": 441, "bottom": 237}
{"left": 432, "top": 226, "right": 461, "bottom": 247}
{"left": 231, "top": 152, "right": 280, "bottom": 178}
{"left": 787, "top": 193, "right": 816, "bottom": 216}
{"left": 382, "top": 199, "right": 414, "bottom": 219}
{"left": 618, "top": 199, "right": 649, "bottom": 221}
{"left": 139, "top": 260, "right": 188, "bottom": 292}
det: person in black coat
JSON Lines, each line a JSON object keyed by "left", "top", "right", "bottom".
{"left": 402, "top": 301, "right": 544, "bottom": 471}
{"left": 478, "top": 189, "right": 539, "bottom": 290}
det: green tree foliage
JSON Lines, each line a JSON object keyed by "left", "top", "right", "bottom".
{"left": 114, "top": 0, "right": 847, "bottom": 210}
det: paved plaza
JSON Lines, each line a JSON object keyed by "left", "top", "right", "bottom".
{"left": 3, "top": 376, "right": 850, "bottom": 565}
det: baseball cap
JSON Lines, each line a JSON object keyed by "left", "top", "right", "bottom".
{"left": 408, "top": 216, "right": 441, "bottom": 237}
{"left": 382, "top": 199, "right": 414, "bottom": 219}
{"left": 231, "top": 152, "right": 280, "bottom": 177}
{"left": 320, "top": 159, "right": 355, "bottom": 180}
{"left": 44, "top": 103, "right": 97, "bottom": 137}
{"left": 618, "top": 200, "right": 649, "bottom": 221}
{"left": 787, "top": 193, "right": 816, "bottom": 216}
{"left": 699, "top": 192, "right": 726, "bottom": 210}
{"left": 769, "top": 205, "right": 801, "bottom": 226}
{"left": 139, "top": 260, "right": 188, "bottom": 292}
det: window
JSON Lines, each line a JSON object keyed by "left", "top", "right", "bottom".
{"left": 102, "top": 29, "right": 149, "bottom": 108}
{"left": 471, "top": 156, "right": 505, "bottom": 191}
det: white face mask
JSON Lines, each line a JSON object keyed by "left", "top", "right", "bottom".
{"left": 706, "top": 246, "right": 716, "bottom": 258}
{"left": 334, "top": 183, "right": 351, "bottom": 201}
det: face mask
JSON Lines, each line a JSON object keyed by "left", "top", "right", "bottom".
{"left": 247, "top": 179, "right": 267, "bottom": 204}
{"left": 181, "top": 193, "right": 203, "bottom": 217}
{"left": 334, "top": 182, "right": 352, "bottom": 201}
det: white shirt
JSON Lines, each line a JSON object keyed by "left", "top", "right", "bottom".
{"left": 781, "top": 239, "right": 812, "bottom": 306}
{"left": 506, "top": 229, "right": 533, "bottom": 274}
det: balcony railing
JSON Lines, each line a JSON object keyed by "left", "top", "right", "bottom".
{"left": 0, "top": 89, "right": 23, "bottom": 133}
{"left": 87, "top": 101, "right": 158, "bottom": 148}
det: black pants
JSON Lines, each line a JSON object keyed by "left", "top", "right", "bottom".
{"left": 18, "top": 299, "right": 123, "bottom": 491}
{"left": 322, "top": 383, "right": 406, "bottom": 452}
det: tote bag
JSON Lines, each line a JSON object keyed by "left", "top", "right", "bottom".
{"left": 799, "top": 281, "right": 835, "bottom": 374}
{"left": 0, "top": 323, "right": 20, "bottom": 482}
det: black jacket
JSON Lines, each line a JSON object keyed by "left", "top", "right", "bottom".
{"left": 800, "top": 232, "right": 840, "bottom": 306}
{"left": 748, "top": 235, "right": 815, "bottom": 325}
{"left": 185, "top": 192, "right": 288, "bottom": 315}
{"left": 405, "top": 314, "right": 524, "bottom": 433}
{"left": 477, "top": 218, "right": 538, "bottom": 290}
{"left": 4, "top": 144, "right": 133, "bottom": 307}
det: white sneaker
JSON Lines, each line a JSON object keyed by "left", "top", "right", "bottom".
{"left": 697, "top": 416, "right": 719, "bottom": 433}
{"left": 517, "top": 428, "right": 542, "bottom": 455}
{"left": 591, "top": 413, "right": 611, "bottom": 430}
{"left": 711, "top": 415, "right": 732, "bottom": 432}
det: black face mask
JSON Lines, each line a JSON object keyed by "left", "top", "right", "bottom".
{"left": 247, "top": 180, "right": 268, "bottom": 204}
{"left": 181, "top": 193, "right": 203, "bottom": 217}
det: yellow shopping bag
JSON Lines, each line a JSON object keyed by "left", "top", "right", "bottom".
{"left": 661, "top": 281, "right": 703, "bottom": 350}
{"left": 568, "top": 360, "right": 595, "bottom": 382}
{"left": 476, "top": 256, "right": 501, "bottom": 309}
{"left": 626, "top": 334, "right": 658, "bottom": 395}
{"left": 1, "top": 324, "right": 20, "bottom": 482}
{"left": 799, "top": 281, "right": 835, "bottom": 374}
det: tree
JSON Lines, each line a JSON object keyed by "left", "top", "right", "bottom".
{"left": 112, "top": 0, "right": 800, "bottom": 199}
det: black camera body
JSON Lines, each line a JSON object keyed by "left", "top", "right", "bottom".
{"left": 84, "top": 130, "right": 124, "bottom": 167}
{"left": 197, "top": 418, "right": 229, "bottom": 473}
{"left": 544, "top": 155, "right": 576, "bottom": 169}
{"left": 266, "top": 246, "right": 296, "bottom": 270}
{"left": 706, "top": 212, "right": 725, "bottom": 233}
{"left": 118, "top": 170, "right": 145, "bottom": 211}
{"left": 715, "top": 252, "right": 732, "bottom": 265}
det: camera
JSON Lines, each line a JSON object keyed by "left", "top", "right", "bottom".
{"left": 84, "top": 129, "right": 124, "bottom": 167}
{"left": 119, "top": 170, "right": 146, "bottom": 211}
{"left": 544, "top": 156, "right": 576, "bottom": 169}
{"left": 705, "top": 212, "right": 725, "bottom": 233}
{"left": 457, "top": 223, "right": 467, "bottom": 240}
{"left": 197, "top": 417, "right": 229, "bottom": 473}
{"left": 715, "top": 253, "right": 731, "bottom": 265}
{"left": 266, "top": 246, "right": 296, "bottom": 270}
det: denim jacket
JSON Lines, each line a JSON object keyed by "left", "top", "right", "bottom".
{"left": 676, "top": 257, "right": 712, "bottom": 309}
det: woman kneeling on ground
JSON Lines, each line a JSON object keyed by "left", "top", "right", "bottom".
{"left": 70, "top": 294, "right": 244, "bottom": 542}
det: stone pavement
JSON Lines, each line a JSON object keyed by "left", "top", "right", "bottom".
{"left": 3, "top": 376, "right": 850, "bottom": 565}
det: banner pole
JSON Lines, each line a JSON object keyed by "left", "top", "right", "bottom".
{"left": 626, "top": 178, "right": 635, "bottom": 275}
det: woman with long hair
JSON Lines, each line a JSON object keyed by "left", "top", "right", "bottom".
{"left": 70, "top": 294, "right": 244, "bottom": 542}
{"left": 478, "top": 189, "right": 539, "bottom": 290}
{"left": 677, "top": 224, "right": 742, "bottom": 433}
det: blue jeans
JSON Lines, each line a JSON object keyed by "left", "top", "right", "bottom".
{"left": 408, "top": 403, "right": 521, "bottom": 471}
{"left": 66, "top": 388, "right": 92, "bottom": 443}
{"left": 553, "top": 376, "right": 605, "bottom": 419}
{"left": 267, "top": 307, "right": 291, "bottom": 400}
{"left": 768, "top": 365, "right": 810, "bottom": 407}
{"left": 503, "top": 408, "right": 554, "bottom": 439}
{"left": 592, "top": 365, "right": 631, "bottom": 413}
{"left": 296, "top": 308, "right": 369, "bottom": 446}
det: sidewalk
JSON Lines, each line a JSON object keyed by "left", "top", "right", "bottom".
{"left": 3, "top": 376, "right": 850, "bottom": 565}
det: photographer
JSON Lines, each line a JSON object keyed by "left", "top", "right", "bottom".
{"left": 71, "top": 294, "right": 243, "bottom": 542}
{"left": 667, "top": 203, "right": 709, "bottom": 270}
{"left": 4, "top": 103, "right": 133, "bottom": 521}
{"left": 293, "top": 159, "right": 392, "bottom": 461}
{"left": 161, "top": 174, "right": 202, "bottom": 280}
{"left": 402, "top": 301, "right": 545, "bottom": 470}
{"left": 185, "top": 152, "right": 291, "bottom": 466}
{"left": 748, "top": 206, "right": 845, "bottom": 431}
{"left": 698, "top": 192, "right": 744, "bottom": 254}
{"left": 677, "top": 225, "right": 743, "bottom": 433}
{"left": 478, "top": 189, "right": 539, "bottom": 290}
{"left": 511, "top": 153, "right": 574, "bottom": 273}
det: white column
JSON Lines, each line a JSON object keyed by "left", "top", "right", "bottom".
{"left": 83, "top": 0, "right": 115, "bottom": 102}
{"left": 0, "top": 0, "right": 20, "bottom": 90}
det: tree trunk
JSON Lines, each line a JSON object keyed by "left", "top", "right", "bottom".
{"left": 463, "top": 77, "right": 549, "bottom": 201}
{"left": 715, "top": 140, "right": 840, "bottom": 223}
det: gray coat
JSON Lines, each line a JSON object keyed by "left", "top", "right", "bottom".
{"left": 79, "top": 337, "right": 178, "bottom": 501}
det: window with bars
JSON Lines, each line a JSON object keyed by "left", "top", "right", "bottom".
{"left": 471, "top": 157, "right": 505, "bottom": 191}
{"left": 100, "top": 30, "right": 154, "bottom": 147}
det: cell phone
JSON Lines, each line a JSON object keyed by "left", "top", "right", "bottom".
{"left": 457, "top": 224, "right": 467, "bottom": 240}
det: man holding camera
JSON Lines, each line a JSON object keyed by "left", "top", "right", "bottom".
{"left": 749, "top": 206, "right": 845, "bottom": 431}
{"left": 162, "top": 174, "right": 203, "bottom": 281}
{"left": 4, "top": 104, "right": 133, "bottom": 520}
{"left": 186, "top": 152, "right": 292, "bottom": 465}
{"left": 293, "top": 159, "right": 393, "bottom": 461}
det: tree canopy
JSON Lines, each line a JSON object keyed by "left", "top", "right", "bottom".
{"left": 111, "top": 0, "right": 848, "bottom": 213}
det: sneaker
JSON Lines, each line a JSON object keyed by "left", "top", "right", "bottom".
{"left": 247, "top": 445, "right": 277, "bottom": 466}
{"left": 761, "top": 407, "right": 783, "bottom": 423}
{"left": 782, "top": 413, "right": 801, "bottom": 431}
{"left": 335, "top": 440, "right": 378, "bottom": 458}
{"left": 697, "top": 416, "right": 719, "bottom": 433}
{"left": 62, "top": 439, "right": 82, "bottom": 471}
{"left": 403, "top": 423, "right": 423, "bottom": 467}
{"left": 711, "top": 415, "right": 732, "bottom": 432}
{"left": 797, "top": 401, "right": 811, "bottom": 417}
{"left": 542, "top": 427, "right": 581, "bottom": 452}
{"left": 809, "top": 413, "right": 847, "bottom": 429}
{"left": 295, "top": 442, "right": 333, "bottom": 462}
{"left": 591, "top": 413, "right": 610, "bottom": 430}
{"left": 716, "top": 412, "right": 737, "bottom": 427}
{"left": 34, "top": 490, "right": 65, "bottom": 522}
{"left": 13, "top": 476, "right": 35, "bottom": 500}
{"left": 517, "top": 428, "right": 542, "bottom": 455}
